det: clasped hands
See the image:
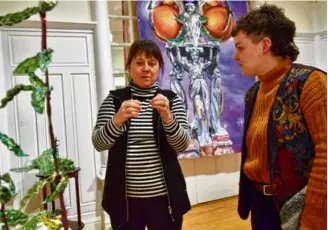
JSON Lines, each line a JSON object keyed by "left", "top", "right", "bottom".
{"left": 113, "top": 94, "right": 173, "bottom": 128}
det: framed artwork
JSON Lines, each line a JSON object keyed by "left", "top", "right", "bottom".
{"left": 137, "top": 0, "right": 255, "bottom": 159}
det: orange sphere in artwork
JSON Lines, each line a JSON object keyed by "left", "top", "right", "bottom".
{"left": 203, "top": 5, "right": 234, "bottom": 42}
{"left": 162, "top": 0, "right": 175, "bottom": 5}
{"left": 204, "top": 0, "right": 221, "bottom": 7}
{"left": 152, "top": 5, "right": 182, "bottom": 41}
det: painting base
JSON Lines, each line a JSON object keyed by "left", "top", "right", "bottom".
{"left": 212, "top": 134, "right": 234, "bottom": 155}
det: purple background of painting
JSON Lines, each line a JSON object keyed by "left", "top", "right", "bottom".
{"left": 136, "top": 1, "right": 255, "bottom": 152}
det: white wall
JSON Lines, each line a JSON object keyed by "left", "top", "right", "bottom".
{"left": 267, "top": 1, "right": 314, "bottom": 33}
{"left": 261, "top": 1, "right": 327, "bottom": 33}
{"left": 0, "top": 1, "right": 92, "bottom": 22}
{"left": 253, "top": 1, "right": 327, "bottom": 70}
{"left": 311, "top": 1, "right": 327, "bottom": 32}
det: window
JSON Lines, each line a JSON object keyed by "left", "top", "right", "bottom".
{"left": 108, "top": 1, "right": 138, "bottom": 89}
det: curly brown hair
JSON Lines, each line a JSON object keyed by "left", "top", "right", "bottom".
{"left": 232, "top": 4, "right": 299, "bottom": 61}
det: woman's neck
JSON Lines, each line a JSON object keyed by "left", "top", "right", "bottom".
{"left": 129, "top": 80, "right": 158, "bottom": 98}
{"left": 257, "top": 58, "right": 292, "bottom": 83}
{"left": 257, "top": 58, "right": 292, "bottom": 92}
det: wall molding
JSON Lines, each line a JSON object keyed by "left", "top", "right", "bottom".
{"left": 1, "top": 20, "right": 97, "bottom": 31}
{"left": 296, "top": 30, "right": 327, "bottom": 38}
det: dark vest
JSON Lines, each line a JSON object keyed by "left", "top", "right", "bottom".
{"left": 101, "top": 86, "right": 191, "bottom": 224}
{"left": 238, "top": 63, "right": 326, "bottom": 219}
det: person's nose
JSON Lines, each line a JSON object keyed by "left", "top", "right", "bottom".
{"left": 142, "top": 63, "right": 150, "bottom": 72}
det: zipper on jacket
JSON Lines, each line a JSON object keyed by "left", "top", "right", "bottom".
{"left": 157, "top": 117, "right": 175, "bottom": 222}
{"left": 110, "top": 93, "right": 130, "bottom": 223}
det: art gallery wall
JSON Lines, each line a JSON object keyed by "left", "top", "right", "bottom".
{"left": 0, "top": 1, "right": 326, "bottom": 229}
{"left": 1, "top": 1, "right": 326, "bottom": 32}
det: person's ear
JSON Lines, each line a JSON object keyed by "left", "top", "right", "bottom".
{"left": 262, "top": 37, "right": 272, "bottom": 55}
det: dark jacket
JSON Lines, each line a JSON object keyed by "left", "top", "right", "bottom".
{"left": 101, "top": 86, "right": 191, "bottom": 224}
{"left": 238, "top": 63, "right": 326, "bottom": 219}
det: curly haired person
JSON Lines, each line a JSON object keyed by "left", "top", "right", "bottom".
{"left": 232, "top": 4, "right": 327, "bottom": 230}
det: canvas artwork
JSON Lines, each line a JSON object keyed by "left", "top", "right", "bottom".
{"left": 137, "top": 0, "right": 255, "bottom": 159}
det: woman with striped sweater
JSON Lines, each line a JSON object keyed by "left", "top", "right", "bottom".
{"left": 92, "top": 39, "right": 191, "bottom": 230}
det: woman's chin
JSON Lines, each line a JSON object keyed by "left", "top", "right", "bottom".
{"left": 136, "top": 80, "right": 155, "bottom": 88}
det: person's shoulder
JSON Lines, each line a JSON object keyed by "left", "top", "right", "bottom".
{"left": 292, "top": 63, "right": 326, "bottom": 76}
{"left": 309, "top": 69, "right": 327, "bottom": 80}
{"left": 109, "top": 86, "right": 130, "bottom": 97}
{"left": 306, "top": 70, "right": 327, "bottom": 89}
{"left": 291, "top": 63, "right": 326, "bottom": 87}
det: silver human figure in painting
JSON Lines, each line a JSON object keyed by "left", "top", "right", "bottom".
{"left": 175, "top": 2, "right": 207, "bottom": 46}
{"left": 208, "top": 49, "right": 225, "bottom": 136}
{"left": 175, "top": 45, "right": 212, "bottom": 146}
{"left": 166, "top": 44, "right": 188, "bottom": 111}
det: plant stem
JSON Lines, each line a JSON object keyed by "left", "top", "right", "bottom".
{"left": 1, "top": 203, "right": 9, "bottom": 230}
{"left": 39, "top": 11, "right": 69, "bottom": 230}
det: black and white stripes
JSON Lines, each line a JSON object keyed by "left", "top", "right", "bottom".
{"left": 92, "top": 82, "right": 190, "bottom": 198}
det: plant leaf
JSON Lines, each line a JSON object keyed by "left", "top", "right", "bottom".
{"left": 0, "top": 84, "right": 34, "bottom": 109}
{"left": 0, "top": 187, "right": 11, "bottom": 204}
{"left": 57, "top": 158, "right": 75, "bottom": 174}
{"left": 18, "top": 212, "right": 41, "bottom": 230}
{"left": 42, "top": 176, "right": 68, "bottom": 204}
{"left": 40, "top": 215, "right": 62, "bottom": 230}
{"left": 0, "top": 209, "right": 29, "bottom": 226}
{"left": 38, "top": 48, "right": 53, "bottom": 72}
{"left": 31, "top": 84, "right": 51, "bottom": 114}
{"left": 0, "top": 173, "right": 16, "bottom": 204}
{"left": 32, "top": 148, "right": 54, "bottom": 176}
{"left": 29, "top": 73, "right": 45, "bottom": 88}
{"left": 13, "top": 54, "right": 40, "bottom": 75}
{"left": 0, "top": 132, "right": 28, "bottom": 157}
{"left": 10, "top": 165, "right": 35, "bottom": 173}
{"left": 39, "top": 1, "right": 58, "bottom": 13}
{"left": 13, "top": 48, "right": 53, "bottom": 76}
{"left": 19, "top": 211, "right": 61, "bottom": 230}
{"left": 0, "top": 173, "right": 16, "bottom": 196}
{"left": 0, "top": 7, "right": 39, "bottom": 26}
{"left": 20, "top": 172, "right": 57, "bottom": 209}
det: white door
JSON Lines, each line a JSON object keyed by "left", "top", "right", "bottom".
{"left": 0, "top": 29, "right": 99, "bottom": 223}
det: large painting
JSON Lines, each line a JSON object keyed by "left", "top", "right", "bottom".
{"left": 137, "top": 0, "right": 255, "bottom": 159}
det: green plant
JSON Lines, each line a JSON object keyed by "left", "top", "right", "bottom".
{"left": 0, "top": 1, "right": 76, "bottom": 229}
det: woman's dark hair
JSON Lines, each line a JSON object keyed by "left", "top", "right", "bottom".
{"left": 231, "top": 4, "right": 299, "bottom": 62}
{"left": 125, "top": 39, "right": 164, "bottom": 71}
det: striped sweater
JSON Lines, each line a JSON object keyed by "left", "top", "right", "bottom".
{"left": 92, "top": 81, "right": 190, "bottom": 198}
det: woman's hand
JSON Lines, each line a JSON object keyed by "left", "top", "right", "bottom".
{"left": 113, "top": 99, "right": 141, "bottom": 128}
{"left": 150, "top": 94, "right": 173, "bottom": 123}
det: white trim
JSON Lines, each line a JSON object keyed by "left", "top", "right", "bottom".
{"left": 1, "top": 20, "right": 97, "bottom": 31}
{"left": 108, "top": 15, "right": 137, "bottom": 20}
{"left": 296, "top": 30, "right": 327, "bottom": 38}
{"left": 111, "top": 42, "right": 132, "bottom": 47}
{"left": 0, "top": 27, "right": 93, "bottom": 34}
{"left": 317, "top": 30, "right": 327, "bottom": 38}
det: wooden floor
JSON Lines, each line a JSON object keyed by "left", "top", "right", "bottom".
{"left": 183, "top": 196, "right": 251, "bottom": 230}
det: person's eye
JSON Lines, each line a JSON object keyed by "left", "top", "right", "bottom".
{"left": 236, "top": 46, "right": 243, "bottom": 51}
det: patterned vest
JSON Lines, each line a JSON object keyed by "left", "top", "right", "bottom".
{"left": 239, "top": 63, "right": 326, "bottom": 216}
